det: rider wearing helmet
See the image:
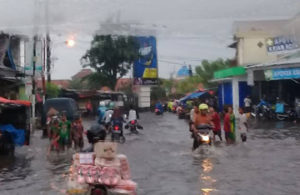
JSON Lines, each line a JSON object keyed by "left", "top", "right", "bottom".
{"left": 191, "top": 103, "right": 213, "bottom": 150}
{"left": 193, "top": 103, "right": 210, "bottom": 122}
{"left": 102, "top": 102, "right": 115, "bottom": 130}
{"left": 97, "top": 101, "right": 107, "bottom": 124}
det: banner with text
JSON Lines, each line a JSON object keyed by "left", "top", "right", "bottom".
{"left": 133, "top": 36, "right": 158, "bottom": 85}
{"left": 265, "top": 67, "right": 300, "bottom": 80}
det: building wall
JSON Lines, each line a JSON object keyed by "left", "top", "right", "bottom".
{"left": 238, "top": 37, "right": 277, "bottom": 66}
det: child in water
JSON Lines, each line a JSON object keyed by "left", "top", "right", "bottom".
{"left": 48, "top": 118, "right": 60, "bottom": 155}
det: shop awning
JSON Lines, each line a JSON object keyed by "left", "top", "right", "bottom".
{"left": 214, "top": 67, "right": 246, "bottom": 79}
{"left": 180, "top": 91, "right": 208, "bottom": 102}
{"left": 0, "top": 97, "right": 31, "bottom": 107}
{"left": 246, "top": 56, "right": 300, "bottom": 70}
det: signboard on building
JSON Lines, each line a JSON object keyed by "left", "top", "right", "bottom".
{"left": 265, "top": 67, "right": 300, "bottom": 80}
{"left": 133, "top": 36, "right": 158, "bottom": 85}
{"left": 25, "top": 40, "right": 43, "bottom": 76}
{"left": 266, "top": 36, "right": 299, "bottom": 55}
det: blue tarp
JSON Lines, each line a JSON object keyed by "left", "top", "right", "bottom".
{"left": 0, "top": 124, "right": 25, "bottom": 146}
{"left": 180, "top": 91, "right": 207, "bottom": 102}
{"left": 275, "top": 103, "right": 284, "bottom": 113}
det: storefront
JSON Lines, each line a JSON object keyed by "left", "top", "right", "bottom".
{"left": 246, "top": 55, "right": 300, "bottom": 106}
{"left": 212, "top": 67, "right": 251, "bottom": 114}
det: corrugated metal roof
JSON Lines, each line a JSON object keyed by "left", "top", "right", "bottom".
{"left": 247, "top": 52, "right": 300, "bottom": 70}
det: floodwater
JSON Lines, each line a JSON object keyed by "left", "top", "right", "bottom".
{"left": 0, "top": 113, "right": 300, "bottom": 195}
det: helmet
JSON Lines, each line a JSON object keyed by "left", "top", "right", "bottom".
{"left": 87, "top": 124, "right": 107, "bottom": 144}
{"left": 99, "top": 101, "right": 105, "bottom": 107}
{"left": 109, "top": 102, "right": 115, "bottom": 109}
{"left": 199, "top": 103, "right": 208, "bottom": 110}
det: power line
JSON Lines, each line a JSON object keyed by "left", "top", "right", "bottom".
{"left": 158, "top": 59, "right": 201, "bottom": 66}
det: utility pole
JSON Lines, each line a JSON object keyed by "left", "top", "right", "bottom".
{"left": 45, "top": 0, "right": 51, "bottom": 83}
{"left": 46, "top": 34, "right": 51, "bottom": 82}
{"left": 31, "top": 35, "right": 37, "bottom": 133}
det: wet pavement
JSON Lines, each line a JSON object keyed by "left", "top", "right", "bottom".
{"left": 0, "top": 112, "right": 300, "bottom": 195}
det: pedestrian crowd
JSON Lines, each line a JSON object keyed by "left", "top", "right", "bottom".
{"left": 47, "top": 111, "right": 84, "bottom": 155}
{"left": 189, "top": 102, "right": 249, "bottom": 147}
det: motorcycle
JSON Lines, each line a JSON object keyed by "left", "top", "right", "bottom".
{"left": 253, "top": 104, "right": 274, "bottom": 120}
{"left": 275, "top": 103, "right": 297, "bottom": 121}
{"left": 155, "top": 108, "right": 163, "bottom": 115}
{"left": 177, "top": 106, "right": 185, "bottom": 119}
{"left": 111, "top": 121, "right": 126, "bottom": 144}
{"left": 125, "top": 120, "right": 143, "bottom": 134}
{"left": 194, "top": 125, "right": 212, "bottom": 149}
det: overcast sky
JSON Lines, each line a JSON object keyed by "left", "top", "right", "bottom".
{"left": 0, "top": 0, "right": 300, "bottom": 79}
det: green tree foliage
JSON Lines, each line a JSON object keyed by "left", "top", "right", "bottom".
{"left": 151, "top": 86, "right": 167, "bottom": 102}
{"left": 46, "top": 83, "right": 60, "bottom": 98}
{"left": 195, "top": 58, "right": 232, "bottom": 88}
{"left": 160, "top": 59, "right": 232, "bottom": 96}
{"left": 176, "top": 76, "right": 202, "bottom": 94}
{"left": 82, "top": 35, "right": 139, "bottom": 89}
{"left": 68, "top": 79, "right": 88, "bottom": 90}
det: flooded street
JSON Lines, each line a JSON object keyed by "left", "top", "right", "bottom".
{"left": 0, "top": 112, "right": 300, "bottom": 195}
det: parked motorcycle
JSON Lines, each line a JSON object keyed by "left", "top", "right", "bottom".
{"left": 253, "top": 104, "right": 274, "bottom": 120}
{"left": 275, "top": 103, "right": 297, "bottom": 121}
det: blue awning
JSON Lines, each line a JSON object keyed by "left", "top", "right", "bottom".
{"left": 180, "top": 91, "right": 207, "bottom": 102}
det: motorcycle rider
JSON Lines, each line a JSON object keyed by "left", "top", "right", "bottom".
{"left": 127, "top": 104, "right": 139, "bottom": 123}
{"left": 85, "top": 124, "right": 107, "bottom": 152}
{"left": 155, "top": 101, "right": 164, "bottom": 114}
{"left": 102, "top": 102, "right": 115, "bottom": 131}
{"left": 97, "top": 101, "right": 107, "bottom": 124}
{"left": 191, "top": 103, "right": 213, "bottom": 150}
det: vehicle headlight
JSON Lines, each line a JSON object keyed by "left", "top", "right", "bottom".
{"left": 201, "top": 135, "right": 210, "bottom": 142}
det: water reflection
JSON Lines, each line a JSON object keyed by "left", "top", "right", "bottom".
{"left": 194, "top": 157, "right": 217, "bottom": 195}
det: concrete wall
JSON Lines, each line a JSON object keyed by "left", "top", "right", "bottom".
{"left": 238, "top": 37, "right": 277, "bottom": 66}
{"left": 137, "top": 86, "right": 151, "bottom": 109}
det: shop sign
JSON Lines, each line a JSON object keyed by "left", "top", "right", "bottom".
{"left": 266, "top": 36, "right": 298, "bottom": 54}
{"left": 265, "top": 67, "right": 300, "bottom": 80}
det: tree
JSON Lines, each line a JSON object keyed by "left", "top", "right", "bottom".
{"left": 46, "top": 83, "right": 60, "bottom": 98}
{"left": 68, "top": 79, "right": 88, "bottom": 90}
{"left": 195, "top": 58, "right": 232, "bottom": 88}
{"left": 151, "top": 86, "right": 167, "bottom": 102}
{"left": 176, "top": 76, "right": 202, "bottom": 94}
{"left": 82, "top": 35, "right": 139, "bottom": 89}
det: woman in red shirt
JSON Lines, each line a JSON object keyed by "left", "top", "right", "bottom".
{"left": 209, "top": 107, "right": 222, "bottom": 142}
{"left": 224, "top": 106, "right": 232, "bottom": 144}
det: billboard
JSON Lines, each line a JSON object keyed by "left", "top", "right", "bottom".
{"left": 133, "top": 36, "right": 158, "bottom": 85}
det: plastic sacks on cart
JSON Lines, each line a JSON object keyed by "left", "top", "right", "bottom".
{"left": 0, "top": 124, "right": 25, "bottom": 146}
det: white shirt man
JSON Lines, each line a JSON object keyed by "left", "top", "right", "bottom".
{"left": 128, "top": 109, "right": 137, "bottom": 122}
{"left": 238, "top": 112, "right": 248, "bottom": 142}
{"left": 244, "top": 97, "right": 252, "bottom": 107}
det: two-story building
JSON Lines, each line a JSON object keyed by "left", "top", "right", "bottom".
{"left": 213, "top": 19, "right": 298, "bottom": 113}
